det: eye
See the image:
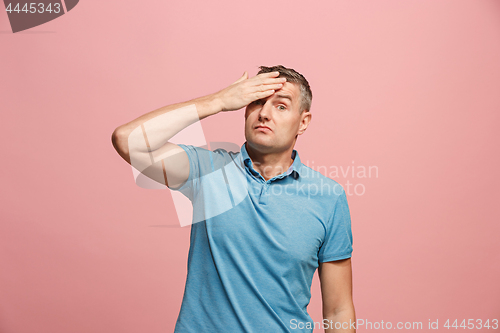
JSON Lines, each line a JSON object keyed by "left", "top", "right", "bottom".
{"left": 254, "top": 99, "right": 264, "bottom": 105}
{"left": 277, "top": 105, "right": 287, "bottom": 111}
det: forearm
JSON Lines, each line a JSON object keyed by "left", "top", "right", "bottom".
{"left": 112, "top": 93, "right": 222, "bottom": 156}
{"left": 324, "top": 306, "right": 356, "bottom": 333}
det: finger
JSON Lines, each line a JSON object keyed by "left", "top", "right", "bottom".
{"left": 253, "top": 83, "right": 284, "bottom": 92}
{"left": 261, "top": 77, "right": 287, "bottom": 85}
{"left": 232, "top": 71, "right": 248, "bottom": 85}
{"left": 250, "top": 71, "right": 280, "bottom": 81}
{"left": 247, "top": 77, "right": 286, "bottom": 91}
{"left": 240, "top": 71, "right": 249, "bottom": 81}
{"left": 257, "top": 71, "right": 280, "bottom": 78}
{"left": 255, "top": 73, "right": 287, "bottom": 84}
{"left": 253, "top": 89, "right": 276, "bottom": 100}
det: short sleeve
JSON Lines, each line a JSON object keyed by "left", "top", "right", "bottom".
{"left": 318, "top": 189, "right": 353, "bottom": 262}
{"left": 167, "top": 144, "right": 208, "bottom": 201}
{"left": 168, "top": 144, "right": 234, "bottom": 202}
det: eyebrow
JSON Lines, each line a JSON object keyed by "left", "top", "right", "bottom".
{"left": 275, "top": 94, "right": 293, "bottom": 103}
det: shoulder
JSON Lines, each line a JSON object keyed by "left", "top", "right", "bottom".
{"left": 299, "top": 164, "right": 346, "bottom": 200}
{"left": 177, "top": 144, "right": 242, "bottom": 170}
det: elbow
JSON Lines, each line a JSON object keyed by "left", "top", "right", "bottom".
{"left": 111, "top": 127, "right": 123, "bottom": 152}
{"left": 111, "top": 127, "right": 130, "bottom": 163}
{"left": 323, "top": 301, "right": 355, "bottom": 319}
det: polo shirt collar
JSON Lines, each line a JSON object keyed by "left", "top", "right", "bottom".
{"left": 240, "top": 142, "right": 301, "bottom": 180}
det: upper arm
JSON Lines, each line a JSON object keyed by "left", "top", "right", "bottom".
{"left": 318, "top": 257, "right": 354, "bottom": 317}
{"left": 112, "top": 127, "right": 189, "bottom": 188}
{"left": 317, "top": 188, "right": 353, "bottom": 263}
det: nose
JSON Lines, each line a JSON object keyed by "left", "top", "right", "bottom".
{"left": 258, "top": 100, "right": 272, "bottom": 121}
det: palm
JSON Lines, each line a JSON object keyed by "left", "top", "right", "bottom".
{"left": 217, "top": 71, "right": 286, "bottom": 112}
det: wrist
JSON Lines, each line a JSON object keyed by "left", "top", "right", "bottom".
{"left": 194, "top": 93, "right": 224, "bottom": 119}
{"left": 210, "top": 93, "right": 225, "bottom": 113}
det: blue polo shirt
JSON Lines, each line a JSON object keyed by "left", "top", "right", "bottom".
{"left": 170, "top": 142, "right": 353, "bottom": 333}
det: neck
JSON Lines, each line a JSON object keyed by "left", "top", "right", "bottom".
{"left": 245, "top": 142, "right": 295, "bottom": 181}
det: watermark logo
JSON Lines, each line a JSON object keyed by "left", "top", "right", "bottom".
{"left": 3, "top": 0, "right": 79, "bottom": 33}
{"left": 124, "top": 104, "right": 377, "bottom": 227}
{"left": 303, "top": 160, "right": 379, "bottom": 197}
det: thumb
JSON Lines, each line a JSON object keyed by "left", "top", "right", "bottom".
{"left": 232, "top": 71, "right": 248, "bottom": 84}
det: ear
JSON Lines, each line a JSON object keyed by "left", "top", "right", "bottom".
{"left": 297, "top": 111, "right": 311, "bottom": 136}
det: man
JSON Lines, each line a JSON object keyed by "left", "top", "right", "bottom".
{"left": 112, "top": 65, "right": 356, "bottom": 332}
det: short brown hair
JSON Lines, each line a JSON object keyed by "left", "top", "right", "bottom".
{"left": 257, "top": 65, "right": 312, "bottom": 114}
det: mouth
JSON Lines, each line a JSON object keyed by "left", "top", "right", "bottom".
{"left": 255, "top": 125, "right": 272, "bottom": 132}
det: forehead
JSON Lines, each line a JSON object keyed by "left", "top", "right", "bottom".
{"left": 273, "top": 81, "right": 300, "bottom": 105}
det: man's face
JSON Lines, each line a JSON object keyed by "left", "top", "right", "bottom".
{"left": 244, "top": 81, "right": 310, "bottom": 153}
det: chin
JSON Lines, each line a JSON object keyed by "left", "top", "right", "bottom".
{"left": 248, "top": 137, "right": 276, "bottom": 150}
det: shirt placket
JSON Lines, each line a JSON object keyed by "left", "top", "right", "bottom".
{"left": 245, "top": 158, "right": 291, "bottom": 205}
{"left": 259, "top": 182, "right": 270, "bottom": 205}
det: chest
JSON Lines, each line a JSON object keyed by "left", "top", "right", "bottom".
{"left": 205, "top": 189, "right": 327, "bottom": 267}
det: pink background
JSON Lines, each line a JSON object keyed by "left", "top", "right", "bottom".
{"left": 1, "top": 0, "right": 500, "bottom": 332}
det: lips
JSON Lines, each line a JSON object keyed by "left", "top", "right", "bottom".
{"left": 255, "top": 125, "right": 272, "bottom": 131}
